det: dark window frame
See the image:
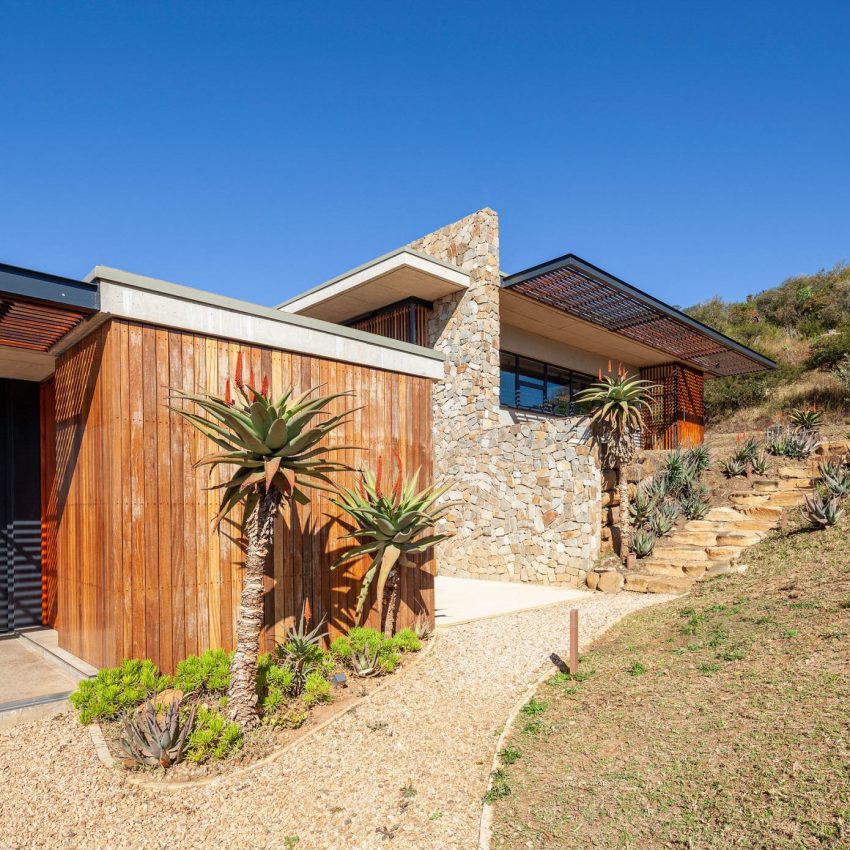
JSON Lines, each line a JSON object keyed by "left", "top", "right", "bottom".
{"left": 499, "top": 350, "right": 595, "bottom": 417}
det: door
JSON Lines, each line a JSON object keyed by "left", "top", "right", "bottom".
{"left": 0, "top": 378, "right": 42, "bottom": 633}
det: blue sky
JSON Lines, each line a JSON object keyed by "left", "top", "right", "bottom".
{"left": 2, "top": 1, "right": 848, "bottom": 309}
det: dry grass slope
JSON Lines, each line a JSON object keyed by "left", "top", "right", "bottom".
{"left": 490, "top": 513, "right": 850, "bottom": 849}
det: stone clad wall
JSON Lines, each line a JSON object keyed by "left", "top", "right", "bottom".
{"left": 407, "top": 210, "right": 601, "bottom": 586}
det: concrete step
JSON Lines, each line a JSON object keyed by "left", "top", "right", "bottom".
{"left": 668, "top": 530, "right": 717, "bottom": 548}
{"left": 624, "top": 573, "right": 695, "bottom": 594}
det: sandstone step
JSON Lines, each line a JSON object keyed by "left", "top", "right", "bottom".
{"left": 715, "top": 530, "right": 763, "bottom": 547}
{"left": 686, "top": 518, "right": 773, "bottom": 533}
{"left": 777, "top": 466, "right": 815, "bottom": 480}
{"left": 668, "top": 530, "right": 717, "bottom": 547}
{"left": 708, "top": 545, "right": 745, "bottom": 561}
{"left": 649, "top": 545, "right": 710, "bottom": 563}
{"left": 753, "top": 480, "right": 780, "bottom": 493}
{"left": 774, "top": 478, "right": 814, "bottom": 491}
{"left": 638, "top": 560, "right": 686, "bottom": 577}
{"left": 705, "top": 507, "right": 749, "bottom": 521}
{"left": 624, "top": 572, "right": 694, "bottom": 594}
{"left": 762, "top": 491, "right": 806, "bottom": 507}
{"left": 729, "top": 492, "right": 770, "bottom": 507}
{"left": 704, "top": 561, "right": 742, "bottom": 578}
{"left": 740, "top": 504, "right": 784, "bottom": 521}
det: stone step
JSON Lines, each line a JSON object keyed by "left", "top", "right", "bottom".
{"left": 740, "top": 505, "right": 784, "bottom": 521}
{"left": 668, "top": 530, "right": 717, "bottom": 547}
{"left": 777, "top": 466, "right": 815, "bottom": 480}
{"left": 763, "top": 491, "right": 806, "bottom": 507}
{"left": 704, "top": 561, "right": 742, "bottom": 578}
{"left": 729, "top": 492, "right": 770, "bottom": 507}
{"left": 704, "top": 507, "right": 749, "bottom": 521}
{"left": 686, "top": 518, "right": 774, "bottom": 533}
{"left": 648, "top": 545, "right": 710, "bottom": 563}
{"left": 624, "top": 572, "right": 695, "bottom": 594}
{"left": 753, "top": 479, "right": 780, "bottom": 493}
{"left": 715, "top": 530, "right": 764, "bottom": 547}
{"left": 707, "top": 545, "right": 745, "bottom": 561}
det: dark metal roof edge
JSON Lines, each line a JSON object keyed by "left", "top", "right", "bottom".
{"left": 502, "top": 254, "right": 777, "bottom": 373}
{"left": 0, "top": 261, "right": 100, "bottom": 312}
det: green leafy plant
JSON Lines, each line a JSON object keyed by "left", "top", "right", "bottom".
{"left": 276, "top": 612, "right": 327, "bottom": 695}
{"left": 391, "top": 627, "right": 422, "bottom": 653}
{"left": 170, "top": 354, "right": 354, "bottom": 729}
{"left": 187, "top": 706, "right": 243, "bottom": 762}
{"left": 722, "top": 457, "right": 747, "bottom": 478}
{"left": 834, "top": 353, "right": 850, "bottom": 401}
{"left": 627, "top": 661, "right": 646, "bottom": 676}
{"left": 499, "top": 744, "right": 522, "bottom": 765}
{"left": 120, "top": 695, "right": 196, "bottom": 768}
{"left": 302, "top": 671, "right": 332, "bottom": 706}
{"left": 333, "top": 452, "right": 452, "bottom": 635}
{"left": 520, "top": 697, "right": 549, "bottom": 717}
{"left": 70, "top": 659, "right": 168, "bottom": 725}
{"left": 800, "top": 494, "right": 844, "bottom": 528}
{"left": 575, "top": 371, "right": 656, "bottom": 557}
{"left": 631, "top": 529, "right": 656, "bottom": 558}
{"left": 483, "top": 767, "right": 512, "bottom": 803}
{"left": 330, "top": 626, "right": 404, "bottom": 674}
{"left": 174, "top": 649, "right": 231, "bottom": 694}
{"left": 789, "top": 406, "right": 823, "bottom": 431}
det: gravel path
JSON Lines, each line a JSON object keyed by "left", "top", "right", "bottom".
{"left": 0, "top": 592, "right": 668, "bottom": 850}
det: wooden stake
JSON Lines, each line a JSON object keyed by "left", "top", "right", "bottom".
{"left": 569, "top": 608, "right": 579, "bottom": 676}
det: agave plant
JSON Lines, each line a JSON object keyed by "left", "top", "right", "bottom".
{"left": 722, "top": 457, "right": 747, "bottom": 479}
{"left": 800, "top": 494, "right": 844, "bottom": 528}
{"left": 333, "top": 453, "right": 452, "bottom": 636}
{"left": 790, "top": 406, "right": 823, "bottom": 431}
{"left": 733, "top": 435, "right": 762, "bottom": 465}
{"left": 121, "top": 696, "right": 196, "bottom": 768}
{"left": 631, "top": 529, "right": 656, "bottom": 558}
{"left": 680, "top": 492, "right": 711, "bottom": 520}
{"left": 350, "top": 646, "right": 382, "bottom": 678}
{"left": 628, "top": 489, "right": 658, "bottom": 527}
{"left": 276, "top": 612, "right": 327, "bottom": 695}
{"left": 169, "top": 352, "right": 355, "bottom": 729}
{"left": 818, "top": 462, "right": 850, "bottom": 498}
{"left": 575, "top": 372, "right": 656, "bottom": 557}
{"left": 648, "top": 507, "right": 676, "bottom": 537}
{"left": 751, "top": 452, "right": 770, "bottom": 476}
{"left": 767, "top": 426, "right": 820, "bottom": 459}
{"left": 684, "top": 445, "right": 712, "bottom": 474}
{"left": 661, "top": 450, "right": 699, "bottom": 497}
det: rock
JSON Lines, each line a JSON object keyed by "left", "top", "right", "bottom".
{"left": 597, "top": 571, "right": 624, "bottom": 594}
{"left": 586, "top": 571, "right": 599, "bottom": 590}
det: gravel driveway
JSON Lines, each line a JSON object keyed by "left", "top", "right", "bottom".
{"left": 0, "top": 592, "right": 667, "bottom": 850}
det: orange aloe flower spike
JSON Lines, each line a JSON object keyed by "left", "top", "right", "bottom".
{"left": 234, "top": 351, "right": 244, "bottom": 389}
{"left": 224, "top": 378, "right": 232, "bottom": 405}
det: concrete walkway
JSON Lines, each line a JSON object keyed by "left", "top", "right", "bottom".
{"left": 435, "top": 574, "right": 585, "bottom": 626}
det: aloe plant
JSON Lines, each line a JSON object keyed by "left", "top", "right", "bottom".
{"left": 170, "top": 352, "right": 354, "bottom": 729}
{"left": 790, "top": 406, "right": 823, "bottom": 431}
{"left": 121, "top": 696, "right": 196, "bottom": 768}
{"left": 818, "top": 463, "right": 850, "bottom": 499}
{"left": 275, "top": 613, "right": 327, "bottom": 695}
{"left": 648, "top": 507, "right": 676, "bottom": 537}
{"left": 333, "top": 452, "right": 452, "bottom": 636}
{"left": 722, "top": 457, "right": 747, "bottom": 478}
{"left": 631, "top": 529, "right": 656, "bottom": 559}
{"left": 575, "top": 372, "right": 656, "bottom": 558}
{"left": 800, "top": 494, "right": 844, "bottom": 528}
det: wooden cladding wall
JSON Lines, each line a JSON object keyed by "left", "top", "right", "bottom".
{"left": 52, "top": 319, "right": 434, "bottom": 672}
{"left": 639, "top": 363, "right": 705, "bottom": 450}
{"left": 347, "top": 301, "right": 431, "bottom": 346}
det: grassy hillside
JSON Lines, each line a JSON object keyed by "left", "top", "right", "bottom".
{"left": 685, "top": 263, "right": 850, "bottom": 430}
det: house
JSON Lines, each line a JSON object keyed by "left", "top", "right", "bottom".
{"left": 0, "top": 261, "right": 440, "bottom": 670}
{"left": 0, "top": 208, "right": 773, "bottom": 671}
{"left": 279, "top": 209, "right": 775, "bottom": 587}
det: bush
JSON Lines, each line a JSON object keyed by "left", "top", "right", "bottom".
{"left": 70, "top": 659, "right": 168, "bottom": 724}
{"left": 391, "top": 628, "right": 422, "bottom": 653}
{"left": 302, "top": 671, "right": 332, "bottom": 706}
{"left": 806, "top": 329, "right": 850, "bottom": 370}
{"left": 186, "top": 706, "right": 242, "bottom": 762}
{"left": 174, "top": 649, "right": 231, "bottom": 694}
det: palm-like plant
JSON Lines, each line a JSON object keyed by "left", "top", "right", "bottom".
{"left": 170, "top": 352, "right": 354, "bottom": 729}
{"left": 333, "top": 453, "right": 452, "bottom": 636}
{"left": 575, "top": 372, "right": 656, "bottom": 558}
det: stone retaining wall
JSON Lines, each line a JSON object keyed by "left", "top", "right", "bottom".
{"left": 407, "top": 210, "right": 601, "bottom": 586}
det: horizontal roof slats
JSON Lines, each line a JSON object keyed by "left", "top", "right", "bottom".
{"left": 0, "top": 297, "right": 90, "bottom": 352}
{"left": 503, "top": 257, "right": 775, "bottom": 377}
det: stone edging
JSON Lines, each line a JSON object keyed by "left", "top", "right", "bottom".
{"left": 476, "top": 606, "right": 664, "bottom": 850}
{"left": 88, "top": 633, "right": 438, "bottom": 792}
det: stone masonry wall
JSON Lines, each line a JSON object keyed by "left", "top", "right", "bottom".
{"left": 408, "top": 209, "right": 601, "bottom": 586}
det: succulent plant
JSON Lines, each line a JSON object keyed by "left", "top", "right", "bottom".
{"left": 350, "top": 645, "right": 382, "bottom": 677}
{"left": 790, "top": 407, "right": 823, "bottom": 431}
{"left": 647, "top": 508, "right": 676, "bottom": 537}
{"left": 275, "top": 613, "right": 327, "bottom": 695}
{"left": 733, "top": 436, "right": 762, "bottom": 465}
{"left": 121, "top": 696, "right": 196, "bottom": 768}
{"left": 684, "top": 445, "right": 712, "bottom": 473}
{"left": 411, "top": 613, "right": 433, "bottom": 641}
{"left": 818, "top": 464, "right": 850, "bottom": 498}
{"left": 722, "top": 457, "right": 747, "bottom": 478}
{"left": 751, "top": 452, "right": 770, "bottom": 476}
{"left": 800, "top": 494, "right": 844, "bottom": 528}
{"left": 628, "top": 489, "right": 658, "bottom": 527}
{"left": 767, "top": 426, "right": 820, "bottom": 459}
{"left": 631, "top": 530, "right": 656, "bottom": 558}
{"left": 680, "top": 492, "right": 711, "bottom": 520}
{"left": 333, "top": 452, "right": 452, "bottom": 635}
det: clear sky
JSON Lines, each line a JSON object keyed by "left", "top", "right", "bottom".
{"left": 2, "top": 1, "right": 848, "bottom": 309}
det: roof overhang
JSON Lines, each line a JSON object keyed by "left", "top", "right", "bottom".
{"left": 278, "top": 248, "right": 469, "bottom": 322}
{"left": 0, "top": 263, "right": 100, "bottom": 380}
{"left": 502, "top": 255, "right": 776, "bottom": 377}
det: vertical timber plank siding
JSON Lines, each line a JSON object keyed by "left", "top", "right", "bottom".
{"left": 53, "top": 319, "right": 434, "bottom": 671}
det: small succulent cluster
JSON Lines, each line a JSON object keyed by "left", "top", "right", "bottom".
{"left": 801, "top": 460, "right": 850, "bottom": 529}
{"left": 330, "top": 626, "right": 422, "bottom": 677}
{"left": 722, "top": 433, "right": 769, "bottom": 478}
{"left": 629, "top": 447, "right": 712, "bottom": 558}
{"left": 121, "top": 695, "right": 196, "bottom": 768}
{"left": 789, "top": 405, "right": 823, "bottom": 432}
{"left": 765, "top": 422, "right": 821, "bottom": 460}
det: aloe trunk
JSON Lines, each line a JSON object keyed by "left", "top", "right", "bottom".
{"left": 618, "top": 467, "right": 631, "bottom": 560}
{"left": 382, "top": 568, "right": 400, "bottom": 638}
{"left": 228, "top": 487, "right": 281, "bottom": 729}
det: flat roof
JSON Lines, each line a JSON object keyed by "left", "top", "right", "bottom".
{"left": 502, "top": 254, "right": 776, "bottom": 377}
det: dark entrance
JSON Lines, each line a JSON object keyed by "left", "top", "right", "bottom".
{"left": 0, "top": 378, "right": 42, "bottom": 633}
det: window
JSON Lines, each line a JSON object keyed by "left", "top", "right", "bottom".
{"left": 499, "top": 351, "right": 595, "bottom": 417}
